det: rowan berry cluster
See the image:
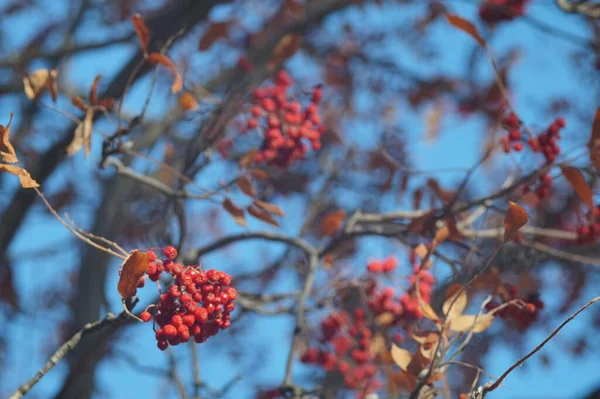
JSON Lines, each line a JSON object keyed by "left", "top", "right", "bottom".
{"left": 500, "top": 112, "right": 524, "bottom": 153}
{"left": 299, "top": 257, "right": 435, "bottom": 398}
{"left": 138, "top": 246, "right": 237, "bottom": 350}
{"left": 245, "top": 70, "right": 325, "bottom": 168}
{"left": 300, "top": 309, "right": 382, "bottom": 397}
{"left": 522, "top": 172, "right": 553, "bottom": 201}
{"left": 485, "top": 283, "right": 544, "bottom": 330}
{"left": 576, "top": 206, "right": 600, "bottom": 244}
{"left": 479, "top": 0, "right": 529, "bottom": 24}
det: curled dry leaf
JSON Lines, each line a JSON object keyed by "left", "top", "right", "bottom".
{"left": 23, "top": 69, "right": 57, "bottom": 101}
{"left": 247, "top": 204, "right": 279, "bottom": 227}
{"left": 0, "top": 164, "right": 39, "bottom": 188}
{"left": 147, "top": 53, "right": 183, "bottom": 93}
{"left": 131, "top": 14, "right": 150, "bottom": 54}
{"left": 199, "top": 21, "right": 231, "bottom": 51}
{"left": 390, "top": 344, "right": 412, "bottom": 371}
{"left": 179, "top": 92, "right": 199, "bottom": 111}
{"left": 320, "top": 209, "right": 346, "bottom": 237}
{"left": 222, "top": 198, "right": 247, "bottom": 227}
{"left": 236, "top": 175, "right": 256, "bottom": 197}
{"left": 117, "top": 250, "right": 149, "bottom": 298}
{"left": 0, "top": 113, "right": 17, "bottom": 163}
{"left": 448, "top": 313, "right": 495, "bottom": 333}
{"left": 588, "top": 108, "right": 600, "bottom": 170}
{"left": 250, "top": 169, "right": 269, "bottom": 181}
{"left": 254, "top": 200, "right": 285, "bottom": 216}
{"left": 561, "top": 165, "right": 593, "bottom": 210}
{"left": 418, "top": 299, "right": 440, "bottom": 321}
{"left": 445, "top": 14, "right": 486, "bottom": 47}
{"left": 72, "top": 96, "right": 88, "bottom": 111}
{"left": 239, "top": 149, "right": 257, "bottom": 169}
{"left": 503, "top": 201, "right": 528, "bottom": 242}
{"left": 442, "top": 284, "right": 467, "bottom": 320}
{"left": 89, "top": 74, "right": 102, "bottom": 106}
{"left": 67, "top": 108, "right": 94, "bottom": 157}
{"left": 268, "top": 34, "right": 301, "bottom": 68}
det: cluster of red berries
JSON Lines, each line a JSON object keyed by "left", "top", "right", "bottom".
{"left": 479, "top": 0, "right": 528, "bottom": 24}
{"left": 299, "top": 257, "right": 434, "bottom": 397}
{"left": 500, "top": 112, "right": 524, "bottom": 153}
{"left": 533, "top": 117, "right": 565, "bottom": 164}
{"left": 523, "top": 172, "right": 553, "bottom": 201}
{"left": 366, "top": 255, "right": 398, "bottom": 273}
{"left": 300, "top": 309, "right": 382, "bottom": 397}
{"left": 485, "top": 283, "right": 544, "bottom": 330}
{"left": 138, "top": 246, "right": 237, "bottom": 350}
{"left": 245, "top": 70, "right": 325, "bottom": 168}
{"left": 575, "top": 206, "right": 600, "bottom": 244}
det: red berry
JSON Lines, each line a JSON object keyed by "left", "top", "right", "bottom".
{"left": 140, "top": 311, "right": 152, "bottom": 322}
{"left": 157, "top": 341, "right": 168, "bottom": 351}
{"left": 163, "top": 245, "right": 178, "bottom": 260}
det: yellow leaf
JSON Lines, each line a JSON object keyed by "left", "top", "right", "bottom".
{"left": 561, "top": 165, "right": 593, "bottom": 210}
{"left": 0, "top": 164, "right": 39, "bottom": 188}
{"left": 442, "top": 284, "right": 467, "bottom": 321}
{"left": 448, "top": 313, "right": 494, "bottom": 333}
{"left": 66, "top": 108, "right": 94, "bottom": 157}
{"left": 504, "top": 201, "right": 528, "bottom": 242}
{"left": 390, "top": 344, "right": 412, "bottom": 371}
{"left": 23, "top": 69, "right": 54, "bottom": 100}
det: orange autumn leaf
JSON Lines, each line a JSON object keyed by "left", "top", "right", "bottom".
{"left": 561, "top": 165, "right": 593, "bottom": 210}
{"left": 117, "top": 250, "right": 149, "bottom": 298}
{"left": 131, "top": 14, "right": 150, "bottom": 54}
{"left": 588, "top": 107, "right": 600, "bottom": 170}
{"left": 179, "top": 92, "right": 198, "bottom": 111}
{"left": 320, "top": 209, "right": 346, "bottom": 236}
{"left": 199, "top": 21, "right": 231, "bottom": 51}
{"left": 504, "top": 201, "right": 528, "bottom": 242}
{"left": 147, "top": 53, "right": 183, "bottom": 93}
{"left": 0, "top": 113, "right": 18, "bottom": 163}
{"left": 445, "top": 14, "right": 486, "bottom": 47}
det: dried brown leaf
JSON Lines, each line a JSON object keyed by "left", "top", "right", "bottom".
{"left": 236, "top": 175, "right": 256, "bottom": 197}
{"left": 23, "top": 69, "right": 51, "bottom": 100}
{"left": 72, "top": 96, "right": 88, "bottom": 111}
{"left": 445, "top": 14, "right": 486, "bottom": 47}
{"left": 320, "top": 209, "right": 345, "bottom": 236}
{"left": 222, "top": 198, "right": 247, "bottom": 227}
{"left": 89, "top": 74, "right": 102, "bottom": 106}
{"left": 504, "top": 201, "right": 528, "bottom": 242}
{"left": 561, "top": 165, "right": 593, "bottom": 209}
{"left": 269, "top": 34, "right": 301, "bottom": 68}
{"left": 239, "top": 149, "right": 257, "bottom": 169}
{"left": 199, "top": 21, "right": 230, "bottom": 51}
{"left": 589, "top": 108, "right": 600, "bottom": 170}
{"left": 390, "top": 344, "right": 412, "bottom": 371}
{"left": 250, "top": 169, "right": 269, "bottom": 181}
{"left": 0, "top": 164, "right": 39, "bottom": 188}
{"left": 254, "top": 200, "right": 285, "bottom": 216}
{"left": 147, "top": 53, "right": 183, "bottom": 93}
{"left": 247, "top": 204, "right": 279, "bottom": 227}
{"left": 117, "top": 250, "right": 149, "bottom": 298}
{"left": 0, "top": 113, "right": 18, "bottom": 163}
{"left": 67, "top": 108, "right": 94, "bottom": 157}
{"left": 448, "top": 313, "right": 494, "bottom": 333}
{"left": 131, "top": 14, "right": 150, "bottom": 53}
{"left": 47, "top": 69, "right": 58, "bottom": 102}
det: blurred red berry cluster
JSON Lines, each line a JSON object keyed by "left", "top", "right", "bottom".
{"left": 245, "top": 70, "right": 325, "bottom": 168}
{"left": 485, "top": 283, "right": 544, "bottom": 330}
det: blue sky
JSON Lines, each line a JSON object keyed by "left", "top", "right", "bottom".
{"left": 2, "top": 1, "right": 600, "bottom": 398}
